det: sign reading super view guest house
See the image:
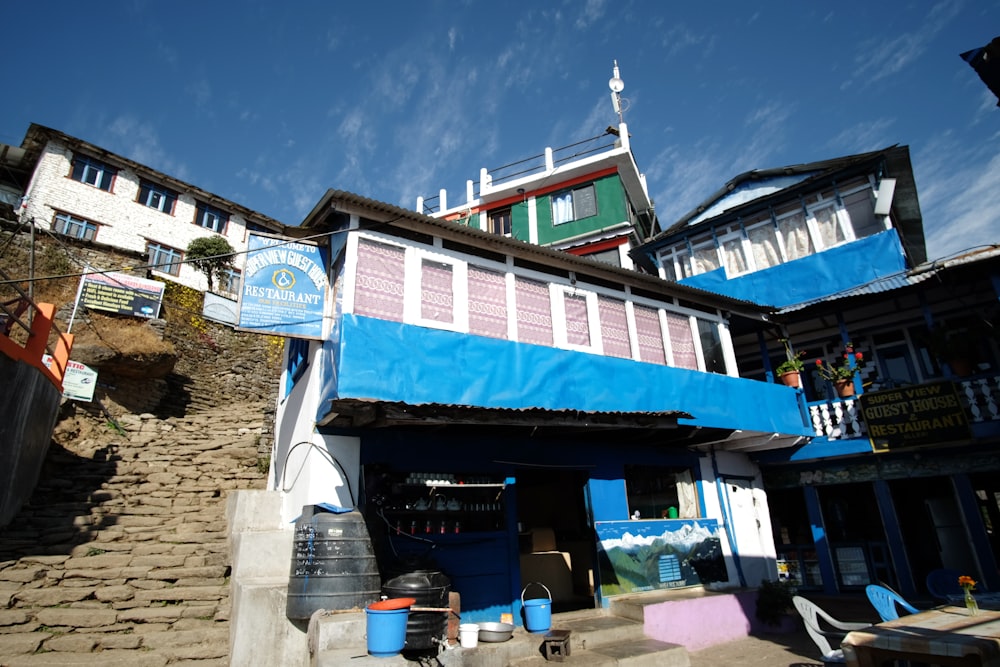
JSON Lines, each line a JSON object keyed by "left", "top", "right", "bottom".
{"left": 859, "top": 381, "right": 972, "bottom": 452}
{"left": 237, "top": 233, "right": 328, "bottom": 339}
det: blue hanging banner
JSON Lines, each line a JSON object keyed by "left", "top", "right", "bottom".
{"left": 237, "top": 233, "right": 328, "bottom": 339}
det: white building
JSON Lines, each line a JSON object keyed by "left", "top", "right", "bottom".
{"left": 14, "top": 124, "right": 283, "bottom": 296}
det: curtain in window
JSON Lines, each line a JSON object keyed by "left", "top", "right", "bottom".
{"left": 515, "top": 277, "right": 553, "bottom": 346}
{"left": 747, "top": 225, "right": 780, "bottom": 269}
{"left": 692, "top": 244, "right": 720, "bottom": 275}
{"left": 721, "top": 237, "right": 748, "bottom": 275}
{"left": 634, "top": 305, "right": 666, "bottom": 365}
{"left": 354, "top": 239, "right": 405, "bottom": 322}
{"left": 813, "top": 205, "right": 846, "bottom": 249}
{"left": 552, "top": 192, "right": 573, "bottom": 225}
{"left": 675, "top": 470, "right": 697, "bottom": 518}
{"left": 564, "top": 293, "right": 590, "bottom": 346}
{"left": 778, "top": 212, "right": 813, "bottom": 261}
{"left": 468, "top": 267, "right": 508, "bottom": 339}
{"left": 598, "top": 296, "right": 631, "bottom": 359}
{"left": 665, "top": 312, "right": 697, "bottom": 370}
{"left": 420, "top": 259, "right": 453, "bottom": 323}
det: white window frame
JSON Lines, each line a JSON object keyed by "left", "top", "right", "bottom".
{"left": 807, "top": 200, "right": 855, "bottom": 251}
{"left": 550, "top": 284, "right": 601, "bottom": 353}
{"left": 403, "top": 247, "right": 468, "bottom": 332}
{"left": 718, "top": 228, "right": 751, "bottom": 277}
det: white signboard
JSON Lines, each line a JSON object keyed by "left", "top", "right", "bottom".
{"left": 42, "top": 355, "right": 98, "bottom": 402}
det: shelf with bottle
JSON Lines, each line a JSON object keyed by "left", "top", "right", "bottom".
{"left": 380, "top": 470, "right": 506, "bottom": 533}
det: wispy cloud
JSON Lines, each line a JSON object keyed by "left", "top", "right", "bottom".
{"left": 840, "top": 0, "right": 962, "bottom": 91}
{"left": 825, "top": 118, "right": 897, "bottom": 154}
{"left": 575, "top": 0, "right": 607, "bottom": 29}
{"left": 103, "top": 115, "right": 191, "bottom": 182}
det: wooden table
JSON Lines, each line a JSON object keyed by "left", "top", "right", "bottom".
{"left": 842, "top": 606, "right": 1000, "bottom": 666}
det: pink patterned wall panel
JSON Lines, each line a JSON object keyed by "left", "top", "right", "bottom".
{"left": 420, "top": 259, "right": 453, "bottom": 323}
{"left": 634, "top": 305, "right": 666, "bottom": 365}
{"left": 468, "top": 267, "right": 508, "bottom": 339}
{"left": 564, "top": 293, "right": 591, "bottom": 346}
{"left": 666, "top": 312, "right": 698, "bottom": 369}
{"left": 354, "top": 239, "right": 405, "bottom": 322}
{"left": 598, "top": 297, "right": 631, "bottom": 359}
{"left": 515, "top": 277, "right": 553, "bottom": 346}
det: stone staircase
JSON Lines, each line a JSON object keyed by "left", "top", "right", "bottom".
{"left": 0, "top": 401, "right": 269, "bottom": 666}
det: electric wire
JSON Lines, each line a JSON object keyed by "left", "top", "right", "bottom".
{"left": 280, "top": 440, "right": 356, "bottom": 507}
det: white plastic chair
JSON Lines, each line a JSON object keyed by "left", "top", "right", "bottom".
{"left": 792, "top": 595, "right": 871, "bottom": 666}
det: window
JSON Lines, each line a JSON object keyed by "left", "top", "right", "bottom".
{"left": 218, "top": 267, "right": 241, "bottom": 295}
{"left": 147, "top": 241, "right": 183, "bottom": 276}
{"left": 138, "top": 180, "right": 178, "bottom": 214}
{"left": 746, "top": 222, "right": 781, "bottom": 270}
{"left": 195, "top": 202, "right": 229, "bottom": 233}
{"left": 625, "top": 465, "right": 698, "bottom": 520}
{"left": 70, "top": 154, "right": 116, "bottom": 191}
{"left": 488, "top": 208, "right": 511, "bottom": 235}
{"left": 697, "top": 318, "right": 726, "bottom": 374}
{"left": 53, "top": 212, "right": 97, "bottom": 241}
{"left": 691, "top": 240, "right": 721, "bottom": 275}
{"left": 420, "top": 259, "right": 454, "bottom": 324}
{"left": 551, "top": 184, "right": 597, "bottom": 225}
{"left": 354, "top": 239, "right": 405, "bottom": 322}
{"left": 719, "top": 232, "right": 748, "bottom": 276}
{"left": 468, "top": 266, "right": 508, "bottom": 339}
{"left": 777, "top": 210, "right": 813, "bottom": 261}
{"left": 812, "top": 204, "right": 847, "bottom": 249}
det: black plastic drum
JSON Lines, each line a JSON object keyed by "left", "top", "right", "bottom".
{"left": 286, "top": 507, "right": 381, "bottom": 620}
{"left": 382, "top": 570, "right": 451, "bottom": 650}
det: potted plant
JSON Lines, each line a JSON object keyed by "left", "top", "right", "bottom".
{"left": 775, "top": 339, "right": 806, "bottom": 388}
{"left": 815, "top": 343, "right": 864, "bottom": 397}
{"left": 755, "top": 578, "right": 798, "bottom": 631}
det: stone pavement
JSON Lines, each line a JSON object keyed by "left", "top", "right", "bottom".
{"left": 0, "top": 402, "right": 269, "bottom": 666}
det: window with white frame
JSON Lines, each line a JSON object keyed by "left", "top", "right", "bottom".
{"left": 70, "top": 154, "right": 116, "bottom": 191}
{"left": 691, "top": 239, "right": 721, "bottom": 275}
{"left": 697, "top": 318, "right": 725, "bottom": 374}
{"left": 633, "top": 304, "right": 666, "bottom": 365}
{"left": 776, "top": 209, "right": 813, "bottom": 261}
{"left": 488, "top": 208, "right": 511, "bottom": 236}
{"left": 217, "top": 267, "right": 241, "bottom": 295}
{"left": 354, "top": 238, "right": 406, "bottom": 322}
{"left": 719, "top": 230, "right": 749, "bottom": 276}
{"left": 138, "top": 180, "right": 178, "bottom": 214}
{"left": 419, "top": 258, "right": 455, "bottom": 324}
{"left": 812, "top": 203, "right": 848, "bottom": 249}
{"left": 665, "top": 311, "right": 697, "bottom": 370}
{"left": 53, "top": 212, "right": 98, "bottom": 241}
{"left": 515, "top": 276, "right": 553, "bottom": 346}
{"left": 195, "top": 201, "right": 229, "bottom": 233}
{"left": 147, "top": 241, "right": 183, "bottom": 276}
{"left": 468, "top": 266, "right": 508, "bottom": 340}
{"left": 598, "top": 296, "right": 632, "bottom": 359}
{"left": 551, "top": 184, "right": 597, "bottom": 225}
{"left": 746, "top": 221, "right": 781, "bottom": 270}
{"left": 551, "top": 286, "right": 599, "bottom": 351}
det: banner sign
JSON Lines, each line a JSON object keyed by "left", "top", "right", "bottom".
{"left": 79, "top": 271, "right": 164, "bottom": 319}
{"left": 237, "top": 233, "right": 328, "bottom": 339}
{"left": 43, "top": 355, "right": 98, "bottom": 402}
{"left": 859, "top": 381, "right": 972, "bottom": 452}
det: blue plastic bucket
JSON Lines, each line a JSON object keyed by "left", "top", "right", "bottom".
{"left": 521, "top": 582, "right": 552, "bottom": 633}
{"left": 365, "top": 606, "right": 410, "bottom": 657}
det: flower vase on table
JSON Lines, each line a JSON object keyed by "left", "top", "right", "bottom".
{"left": 960, "top": 575, "right": 979, "bottom": 616}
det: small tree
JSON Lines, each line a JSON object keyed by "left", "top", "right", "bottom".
{"left": 186, "top": 236, "right": 235, "bottom": 292}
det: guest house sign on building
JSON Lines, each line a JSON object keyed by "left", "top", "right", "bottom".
{"left": 858, "top": 381, "right": 971, "bottom": 452}
{"left": 237, "top": 233, "right": 328, "bottom": 339}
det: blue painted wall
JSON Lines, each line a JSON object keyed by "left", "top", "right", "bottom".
{"left": 678, "top": 230, "right": 907, "bottom": 308}
{"left": 325, "top": 314, "right": 813, "bottom": 439}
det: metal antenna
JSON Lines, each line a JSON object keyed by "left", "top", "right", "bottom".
{"left": 609, "top": 60, "right": 625, "bottom": 123}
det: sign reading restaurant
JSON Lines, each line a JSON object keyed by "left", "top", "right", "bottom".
{"left": 236, "top": 233, "right": 328, "bottom": 339}
{"left": 858, "top": 380, "right": 971, "bottom": 452}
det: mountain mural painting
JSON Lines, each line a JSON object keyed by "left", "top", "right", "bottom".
{"left": 595, "top": 519, "right": 724, "bottom": 597}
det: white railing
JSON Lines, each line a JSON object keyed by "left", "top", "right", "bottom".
{"left": 808, "top": 375, "right": 1000, "bottom": 441}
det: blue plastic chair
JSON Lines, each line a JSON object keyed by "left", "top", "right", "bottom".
{"left": 865, "top": 584, "right": 919, "bottom": 622}
{"left": 925, "top": 568, "right": 964, "bottom": 603}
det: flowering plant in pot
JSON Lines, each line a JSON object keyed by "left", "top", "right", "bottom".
{"left": 815, "top": 343, "right": 864, "bottom": 396}
{"left": 775, "top": 339, "right": 806, "bottom": 388}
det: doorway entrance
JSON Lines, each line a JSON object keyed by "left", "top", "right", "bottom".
{"left": 514, "top": 467, "right": 595, "bottom": 612}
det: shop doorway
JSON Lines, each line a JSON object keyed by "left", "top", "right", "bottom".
{"left": 890, "top": 476, "right": 980, "bottom": 593}
{"left": 969, "top": 471, "right": 1000, "bottom": 581}
{"left": 514, "top": 467, "right": 595, "bottom": 612}
{"left": 816, "top": 483, "right": 891, "bottom": 590}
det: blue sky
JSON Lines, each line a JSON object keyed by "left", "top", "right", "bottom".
{"left": 4, "top": 1, "right": 998, "bottom": 262}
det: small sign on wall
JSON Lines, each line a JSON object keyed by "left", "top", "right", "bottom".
{"left": 76, "top": 271, "right": 164, "bottom": 319}
{"left": 858, "top": 380, "right": 971, "bottom": 452}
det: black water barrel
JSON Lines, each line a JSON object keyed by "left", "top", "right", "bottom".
{"left": 382, "top": 570, "right": 450, "bottom": 650}
{"left": 286, "top": 507, "right": 381, "bottom": 620}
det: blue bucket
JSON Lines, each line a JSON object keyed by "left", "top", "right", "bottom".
{"left": 365, "top": 606, "right": 410, "bottom": 657}
{"left": 521, "top": 582, "right": 552, "bottom": 633}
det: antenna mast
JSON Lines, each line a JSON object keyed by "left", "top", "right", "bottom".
{"left": 609, "top": 60, "right": 625, "bottom": 124}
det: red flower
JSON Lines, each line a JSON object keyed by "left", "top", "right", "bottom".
{"left": 854, "top": 352, "right": 863, "bottom": 361}
{"left": 815, "top": 359, "right": 823, "bottom": 366}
